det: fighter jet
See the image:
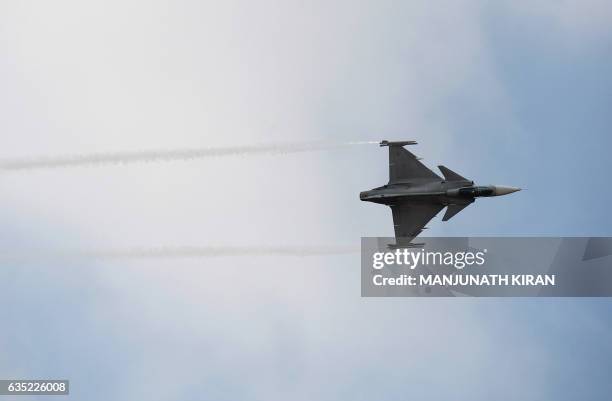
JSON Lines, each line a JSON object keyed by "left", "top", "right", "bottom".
{"left": 360, "top": 140, "right": 520, "bottom": 247}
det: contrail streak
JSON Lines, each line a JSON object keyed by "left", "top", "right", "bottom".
{"left": 0, "top": 245, "right": 359, "bottom": 263}
{"left": 0, "top": 141, "right": 378, "bottom": 172}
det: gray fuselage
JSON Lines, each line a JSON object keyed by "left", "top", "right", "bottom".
{"left": 359, "top": 179, "right": 497, "bottom": 206}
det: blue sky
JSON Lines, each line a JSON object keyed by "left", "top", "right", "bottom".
{"left": 1, "top": 1, "right": 612, "bottom": 400}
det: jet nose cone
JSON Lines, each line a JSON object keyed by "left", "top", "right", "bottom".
{"left": 493, "top": 186, "right": 521, "bottom": 196}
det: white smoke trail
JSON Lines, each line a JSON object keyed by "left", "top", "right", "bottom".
{"left": 0, "top": 245, "right": 359, "bottom": 263}
{"left": 0, "top": 141, "right": 378, "bottom": 172}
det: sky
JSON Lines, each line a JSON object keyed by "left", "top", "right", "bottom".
{"left": 1, "top": 1, "right": 612, "bottom": 400}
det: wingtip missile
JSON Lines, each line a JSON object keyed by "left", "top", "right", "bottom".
{"left": 379, "top": 140, "right": 418, "bottom": 147}
{"left": 387, "top": 242, "right": 425, "bottom": 249}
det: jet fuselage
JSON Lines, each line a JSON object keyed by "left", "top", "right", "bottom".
{"left": 360, "top": 181, "right": 518, "bottom": 206}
